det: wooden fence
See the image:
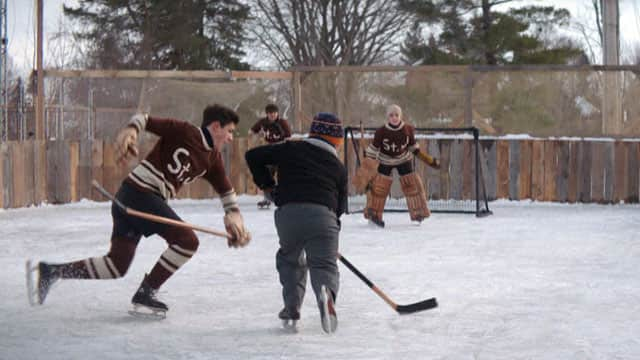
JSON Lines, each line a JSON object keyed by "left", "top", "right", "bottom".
{"left": 0, "top": 137, "right": 638, "bottom": 209}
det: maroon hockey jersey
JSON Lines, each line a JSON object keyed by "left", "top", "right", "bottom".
{"left": 125, "top": 116, "right": 237, "bottom": 212}
{"left": 250, "top": 117, "right": 292, "bottom": 143}
{"left": 365, "top": 121, "right": 419, "bottom": 166}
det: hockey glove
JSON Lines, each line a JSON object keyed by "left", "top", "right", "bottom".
{"left": 114, "top": 126, "right": 139, "bottom": 165}
{"left": 416, "top": 151, "right": 440, "bottom": 169}
{"left": 224, "top": 210, "right": 251, "bottom": 248}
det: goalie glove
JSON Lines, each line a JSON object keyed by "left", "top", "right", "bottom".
{"left": 114, "top": 126, "right": 139, "bottom": 165}
{"left": 224, "top": 210, "right": 251, "bottom": 248}
{"left": 416, "top": 150, "right": 440, "bottom": 169}
{"left": 352, "top": 157, "right": 378, "bottom": 193}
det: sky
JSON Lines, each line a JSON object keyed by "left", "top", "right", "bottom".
{"left": 2, "top": 197, "right": 640, "bottom": 359}
{"left": 5, "top": 0, "right": 640, "bottom": 76}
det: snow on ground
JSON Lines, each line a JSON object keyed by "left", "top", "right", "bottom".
{"left": 1, "top": 197, "right": 639, "bottom": 359}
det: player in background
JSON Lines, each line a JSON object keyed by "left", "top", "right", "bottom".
{"left": 245, "top": 112, "right": 347, "bottom": 333}
{"left": 248, "top": 104, "right": 292, "bottom": 209}
{"left": 28, "top": 104, "right": 251, "bottom": 317}
{"left": 352, "top": 104, "right": 439, "bottom": 227}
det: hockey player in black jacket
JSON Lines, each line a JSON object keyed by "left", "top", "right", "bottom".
{"left": 245, "top": 112, "right": 347, "bottom": 333}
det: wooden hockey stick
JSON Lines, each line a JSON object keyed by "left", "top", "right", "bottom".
{"left": 91, "top": 180, "right": 230, "bottom": 239}
{"left": 338, "top": 253, "right": 438, "bottom": 314}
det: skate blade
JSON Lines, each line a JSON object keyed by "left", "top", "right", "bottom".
{"left": 129, "top": 305, "right": 166, "bottom": 320}
{"left": 25, "top": 260, "right": 38, "bottom": 306}
{"left": 320, "top": 286, "right": 338, "bottom": 334}
{"left": 281, "top": 319, "right": 298, "bottom": 333}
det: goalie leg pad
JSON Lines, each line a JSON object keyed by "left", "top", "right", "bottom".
{"left": 365, "top": 174, "right": 392, "bottom": 222}
{"left": 352, "top": 158, "right": 379, "bottom": 193}
{"left": 400, "top": 173, "right": 431, "bottom": 222}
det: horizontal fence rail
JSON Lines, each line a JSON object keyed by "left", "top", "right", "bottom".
{"left": 0, "top": 137, "right": 639, "bottom": 209}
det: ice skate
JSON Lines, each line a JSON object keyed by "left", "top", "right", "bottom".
{"left": 318, "top": 285, "right": 337, "bottom": 334}
{"left": 257, "top": 199, "right": 271, "bottom": 209}
{"left": 130, "top": 275, "right": 168, "bottom": 320}
{"left": 278, "top": 307, "right": 300, "bottom": 331}
{"left": 366, "top": 208, "right": 385, "bottom": 228}
{"left": 26, "top": 260, "right": 59, "bottom": 306}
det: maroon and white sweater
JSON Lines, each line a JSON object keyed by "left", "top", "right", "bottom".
{"left": 125, "top": 115, "right": 238, "bottom": 212}
{"left": 365, "top": 121, "right": 419, "bottom": 166}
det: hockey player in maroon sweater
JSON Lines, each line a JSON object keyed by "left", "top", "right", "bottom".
{"left": 248, "top": 104, "right": 292, "bottom": 209}
{"left": 29, "top": 104, "right": 251, "bottom": 317}
{"left": 353, "top": 104, "right": 439, "bottom": 227}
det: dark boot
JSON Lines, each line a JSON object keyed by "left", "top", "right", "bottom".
{"left": 131, "top": 275, "right": 168, "bottom": 312}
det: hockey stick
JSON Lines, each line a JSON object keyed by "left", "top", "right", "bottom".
{"left": 91, "top": 180, "right": 230, "bottom": 239}
{"left": 338, "top": 253, "right": 438, "bottom": 314}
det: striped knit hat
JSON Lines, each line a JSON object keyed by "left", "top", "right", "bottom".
{"left": 309, "top": 112, "right": 344, "bottom": 147}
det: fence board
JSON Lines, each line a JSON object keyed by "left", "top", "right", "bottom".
{"left": 91, "top": 140, "right": 104, "bottom": 200}
{"left": 33, "top": 141, "right": 47, "bottom": 204}
{"left": 462, "top": 140, "right": 473, "bottom": 200}
{"left": 613, "top": 141, "right": 627, "bottom": 203}
{"left": 102, "top": 141, "right": 118, "bottom": 196}
{"left": 543, "top": 141, "right": 557, "bottom": 202}
{"left": 509, "top": 141, "right": 520, "bottom": 200}
{"left": 438, "top": 140, "right": 452, "bottom": 200}
{"left": 518, "top": 140, "right": 531, "bottom": 200}
{"left": 450, "top": 140, "right": 463, "bottom": 200}
{"left": 590, "top": 142, "right": 604, "bottom": 203}
{"left": 627, "top": 142, "right": 639, "bottom": 203}
{"left": 496, "top": 140, "right": 509, "bottom": 199}
{"left": 69, "top": 142, "right": 80, "bottom": 202}
{"left": 2, "top": 143, "right": 11, "bottom": 208}
{"left": 23, "top": 142, "right": 35, "bottom": 206}
{"left": 578, "top": 141, "right": 592, "bottom": 203}
{"left": 427, "top": 140, "right": 441, "bottom": 200}
{"left": 556, "top": 141, "right": 570, "bottom": 202}
{"left": 11, "top": 142, "right": 27, "bottom": 207}
{"left": 603, "top": 141, "right": 614, "bottom": 203}
{"left": 531, "top": 140, "right": 544, "bottom": 201}
{"left": 78, "top": 140, "right": 93, "bottom": 200}
{"left": 567, "top": 141, "right": 579, "bottom": 203}
{"left": 480, "top": 140, "right": 497, "bottom": 201}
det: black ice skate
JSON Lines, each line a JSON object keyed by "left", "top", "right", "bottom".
{"left": 257, "top": 199, "right": 271, "bottom": 209}
{"left": 26, "top": 260, "right": 59, "bottom": 306}
{"left": 318, "top": 285, "right": 337, "bottom": 334}
{"left": 130, "top": 275, "right": 168, "bottom": 319}
{"left": 278, "top": 307, "right": 301, "bottom": 331}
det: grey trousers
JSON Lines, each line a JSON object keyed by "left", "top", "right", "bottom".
{"left": 274, "top": 203, "right": 340, "bottom": 312}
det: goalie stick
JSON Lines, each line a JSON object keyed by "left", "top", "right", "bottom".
{"left": 91, "top": 180, "right": 230, "bottom": 239}
{"left": 338, "top": 254, "right": 438, "bottom": 314}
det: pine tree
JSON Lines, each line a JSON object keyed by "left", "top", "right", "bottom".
{"left": 64, "top": 0, "right": 250, "bottom": 70}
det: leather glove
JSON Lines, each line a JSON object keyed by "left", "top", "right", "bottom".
{"left": 114, "top": 126, "right": 139, "bottom": 164}
{"left": 224, "top": 210, "right": 251, "bottom": 248}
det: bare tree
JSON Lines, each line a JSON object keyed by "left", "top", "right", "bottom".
{"left": 249, "top": 0, "right": 411, "bottom": 68}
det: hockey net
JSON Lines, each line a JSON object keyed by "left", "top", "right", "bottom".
{"left": 343, "top": 126, "right": 491, "bottom": 217}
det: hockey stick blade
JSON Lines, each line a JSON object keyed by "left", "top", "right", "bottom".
{"left": 395, "top": 297, "right": 438, "bottom": 314}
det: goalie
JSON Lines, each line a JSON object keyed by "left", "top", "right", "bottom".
{"left": 352, "top": 104, "right": 440, "bottom": 227}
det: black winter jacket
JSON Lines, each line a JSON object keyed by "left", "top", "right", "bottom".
{"left": 245, "top": 137, "right": 348, "bottom": 217}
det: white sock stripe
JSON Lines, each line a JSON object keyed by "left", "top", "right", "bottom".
{"left": 170, "top": 244, "right": 196, "bottom": 257}
{"left": 158, "top": 258, "right": 178, "bottom": 273}
{"left": 104, "top": 257, "right": 122, "bottom": 278}
{"left": 162, "top": 247, "right": 192, "bottom": 269}
{"left": 84, "top": 259, "right": 96, "bottom": 279}
{"left": 89, "top": 257, "right": 117, "bottom": 279}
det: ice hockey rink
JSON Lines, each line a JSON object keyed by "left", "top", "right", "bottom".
{"left": 1, "top": 197, "right": 639, "bottom": 359}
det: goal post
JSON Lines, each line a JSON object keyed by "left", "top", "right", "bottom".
{"left": 343, "top": 126, "right": 492, "bottom": 217}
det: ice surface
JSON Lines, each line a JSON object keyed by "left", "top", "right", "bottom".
{"left": 1, "top": 197, "right": 639, "bottom": 359}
